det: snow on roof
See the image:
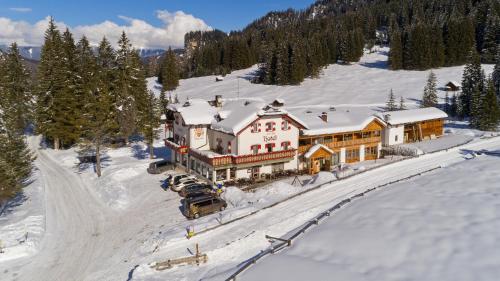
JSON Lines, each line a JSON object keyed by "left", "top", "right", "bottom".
{"left": 168, "top": 98, "right": 307, "bottom": 135}
{"left": 304, "top": 144, "right": 334, "bottom": 159}
{"left": 288, "top": 106, "right": 384, "bottom": 136}
{"left": 167, "top": 99, "right": 218, "bottom": 125}
{"left": 446, "top": 80, "right": 461, "bottom": 87}
{"left": 376, "top": 107, "right": 448, "bottom": 126}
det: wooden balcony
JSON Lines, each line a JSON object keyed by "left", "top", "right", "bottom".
{"left": 298, "top": 137, "right": 381, "bottom": 154}
{"left": 190, "top": 149, "right": 297, "bottom": 168}
{"left": 164, "top": 138, "right": 188, "bottom": 154}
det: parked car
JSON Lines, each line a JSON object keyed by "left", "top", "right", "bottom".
{"left": 147, "top": 160, "right": 173, "bottom": 174}
{"left": 179, "top": 184, "right": 214, "bottom": 198}
{"left": 183, "top": 194, "right": 227, "bottom": 219}
{"left": 171, "top": 174, "right": 194, "bottom": 185}
{"left": 171, "top": 178, "right": 199, "bottom": 192}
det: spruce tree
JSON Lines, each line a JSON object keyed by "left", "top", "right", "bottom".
{"left": 399, "top": 96, "right": 407, "bottom": 110}
{"left": 386, "top": 89, "right": 397, "bottom": 111}
{"left": 1, "top": 43, "right": 32, "bottom": 134}
{"left": 461, "top": 47, "right": 483, "bottom": 117}
{"left": 422, "top": 71, "right": 438, "bottom": 108}
{"left": 478, "top": 78, "right": 500, "bottom": 131}
{"left": 35, "top": 17, "right": 65, "bottom": 149}
{"left": 450, "top": 93, "right": 459, "bottom": 117}
{"left": 81, "top": 37, "right": 118, "bottom": 177}
{"left": 493, "top": 47, "right": 500, "bottom": 98}
{"left": 161, "top": 47, "right": 179, "bottom": 92}
{"left": 481, "top": 15, "right": 499, "bottom": 63}
{"left": 139, "top": 91, "right": 161, "bottom": 159}
{"left": 389, "top": 30, "right": 403, "bottom": 70}
{"left": 115, "top": 32, "right": 137, "bottom": 144}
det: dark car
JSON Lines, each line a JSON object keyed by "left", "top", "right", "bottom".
{"left": 147, "top": 160, "right": 173, "bottom": 174}
{"left": 179, "top": 184, "right": 214, "bottom": 198}
{"left": 182, "top": 194, "right": 227, "bottom": 219}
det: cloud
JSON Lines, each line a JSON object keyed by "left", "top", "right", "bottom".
{"left": 9, "top": 7, "right": 32, "bottom": 13}
{"left": 0, "top": 10, "right": 211, "bottom": 49}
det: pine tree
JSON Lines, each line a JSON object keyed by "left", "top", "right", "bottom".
{"left": 470, "top": 83, "right": 484, "bottom": 128}
{"left": 139, "top": 91, "right": 161, "bottom": 159}
{"left": 493, "top": 47, "right": 500, "bottom": 98}
{"left": 80, "top": 37, "right": 118, "bottom": 177}
{"left": 115, "top": 32, "right": 137, "bottom": 144}
{"left": 0, "top": 54, "right": 35, "bottom": 199}
{"left": 422, "top": 71, "right": 438, "bottom": 108}
{"left": 481, "top": 14, "right": 499, "bottom": 63}
{"left": 35, "top": 17, "right": 65, "bottom": 149}
{"left": 386, "top": 89, "right": 397, "bottom": 111}
{"left": 450, "top": 93, "right": 459, "bottom": 117}
{"left": 444, "top": 92, "right": 450, "bottom": 114}
{"left": 55, "top": 28, "right": 81, "bottom": 147}
{"left": 161, "top": 47, "right": 179, "bottom": 92}
{"left": 478, "top": 78, "right": 500, "bottom": 131}
{"left": 461, "top": 47, "right": 483, "bottom": 117}
{"left": 399, "top": 96, "right": 406, "bottom": 110}
{"left": 1, "top": 43, "right": 32, "bottom": 134}
{"left": 389, "top": 30, "right": 403, "bottom": 70}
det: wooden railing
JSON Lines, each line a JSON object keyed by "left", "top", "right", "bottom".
{"left": 190, "top": 149, "right": 296, "bottom": 168}
{"left": 164, "top": 139, "right": 188, "bottom": 154}
{"left": 298, "top": 137, "right": 381, "bottom": 154}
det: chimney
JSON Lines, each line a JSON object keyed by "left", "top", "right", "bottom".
{"left": 320, "top": 112, "right": 328, "bottom": 122}
{"left": 384, "top": 114, "right": 391, "bottom": 122}
{"left": 215, "top": 95, "right": 223, "bottom": 107}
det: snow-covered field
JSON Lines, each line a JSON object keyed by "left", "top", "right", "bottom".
{"left": 0, "top": 47, "right": 498, "bottom": 281}
{"left": 242, "top": 146, "right": 500, "bottom": 281}
{"left": 148, "top": 47, "right": 494, "bottom": 108}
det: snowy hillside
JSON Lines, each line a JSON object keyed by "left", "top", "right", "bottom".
{"left": 242, "top": 148, "right": 500, "bottom": 281}
{"left": 148, "top": 47, "right": 494, "bottom": 107}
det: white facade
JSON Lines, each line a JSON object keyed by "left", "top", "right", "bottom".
{"left": 165, "top": 98, "right": 304, "bottom": 182}
{"left": 383, "top": 125, "right": 404, "bottom": 146}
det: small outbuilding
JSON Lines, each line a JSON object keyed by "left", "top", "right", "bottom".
{"left": 377, "top": 107, "right": 448, "bottom": 145}
{"left": 445, "top": 81, "right": 461, "bottom": 92}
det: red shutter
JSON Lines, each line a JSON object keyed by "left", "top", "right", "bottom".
{"left": 272, "top": 122, "right": 276, "bottom": 131}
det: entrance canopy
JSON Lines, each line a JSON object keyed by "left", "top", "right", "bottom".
{"left": 304, "top": 144, "right": 334, "bottom": 159}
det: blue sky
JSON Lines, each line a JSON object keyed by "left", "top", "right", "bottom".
{"left": 1, "top": 0, "right": 314, "bottom": 32}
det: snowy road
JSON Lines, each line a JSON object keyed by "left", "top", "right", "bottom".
{"left": 2, "top": 136, "right": 114, "bottom": 280}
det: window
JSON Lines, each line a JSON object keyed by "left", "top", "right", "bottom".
{"left": 227, "top": 141, "right": 232, "bottom": 154}
{"left": 181, "top": 137, "right": 186, "bottom": 145}
{"left": 362, "top": 132, "right": 371, "bottom": 138}
{"left": 251, "top": 145, "right": 261, "bottom": 154}
{"left": 314, "top": 137, "right": 324, "bottom": 144}
{"left": 373, "top": 130, "right": 381, "bottom": 137}
{"left": 272, "top": 163, "right": 284, "bottom": 173}
{"left": 324, "top": 136, "right": 333, "bottom": 143}
{"left": 346, "top": 149, "right": 359, "bottom": 160}
{"left": 395, "top": 135, "right": 399, "bottom": 142}
{"left": 365, "top": 146, "right": 377, "bottom": 155}
{"left": 281, "top": 120, "right": 290, "bottom": 131}
{"left": 281, "top": 141, "right": 291, "bottom": 150}
{"left": 265, "top": 122, "right": 275, "bottom": 132}
{"left": 265, "top": 143, "right": 275, "bottom": 152}
{"left": 299, "top": 139, "right": 311, "bottom": 146}
{"left": 343, "top": 134, "right": 353, "bottom": 141}
{"left": 251, "top": 122, "right": 260, "bottom": 133}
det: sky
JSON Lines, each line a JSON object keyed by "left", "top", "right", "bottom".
{"left": 0, "top": 0, "right": 314, "bottom": 49}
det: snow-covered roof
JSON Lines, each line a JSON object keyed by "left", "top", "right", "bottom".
{"left": 168, "top": 97, "right": 307, "bottom": 135}
{"left": 376, "top": 107, "right": 448, "bottom": 126}
{"left": 446, "top": 80, "right": 461, "bottom": 87}
{"left": 304, "top": 144, "right": 334, "bottom": 158}
{"left": 167, "top": 99, "right": 218, "bottom": 125}
{"left": 288, "top": 106, "right": 385, "bottom": 136}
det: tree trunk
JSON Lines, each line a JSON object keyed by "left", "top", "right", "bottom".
{"left": 54, "top": 137, "right": 60, "bottom": 150}
{"left": 149, "top": 135, "right": 154, "bottom": 159}
{"left": 96, "top": 143, "right": 101, "bottom": 177}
